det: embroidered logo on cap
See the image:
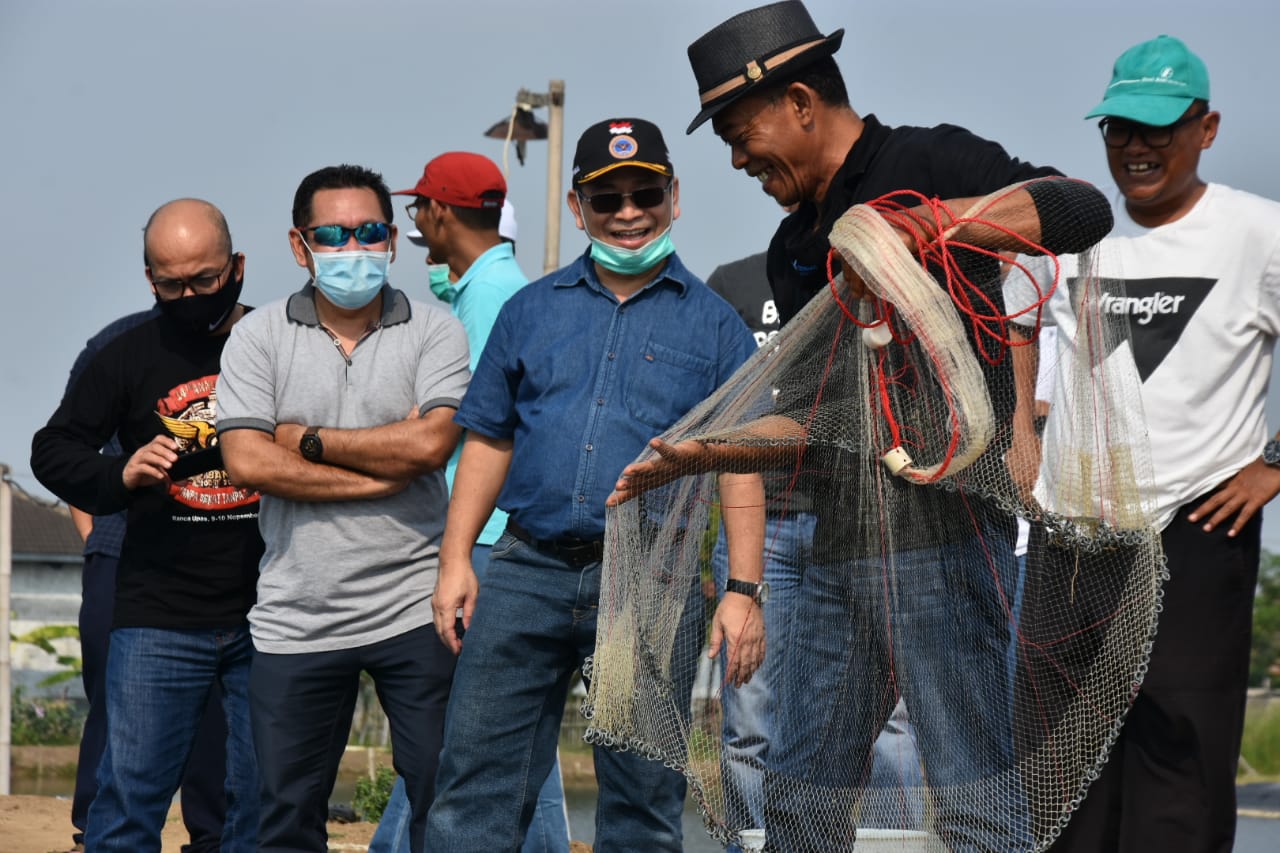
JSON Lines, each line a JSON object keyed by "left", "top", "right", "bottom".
{"left": 609, "top": 122, "right": 633, "bottom": 135}
{"left": 608, "top": 135, "right": 637, "bottom": 160}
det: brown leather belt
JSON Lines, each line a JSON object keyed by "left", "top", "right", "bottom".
{"left": 506, "top": 520, "right": 604, "bottom": 567}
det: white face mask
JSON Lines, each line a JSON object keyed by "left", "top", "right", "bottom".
{"left": 305, "top": 244, "right": 391, "bottom": 309}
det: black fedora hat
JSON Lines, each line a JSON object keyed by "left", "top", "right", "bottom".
{"left": 686, "top": 1, "right": 844, "bottom": 134}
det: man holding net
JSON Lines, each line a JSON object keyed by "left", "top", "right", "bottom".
{"left": 424, "top": 117, "right": 765, "bottom": 853}
{"left": 606, "top": 3, "right": 1115, "bottom": 851}
{"left": 1007, "top": 35, "right": 1280, "bottom": 853}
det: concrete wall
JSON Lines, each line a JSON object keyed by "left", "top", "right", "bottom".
{"left": 9, "top": 557, "right": 84, "bottom": 700}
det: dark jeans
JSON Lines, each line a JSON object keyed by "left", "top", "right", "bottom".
{"left": 85, "top": 626, "right": 256, "bottom": 852}
{"left": 73, "top": 552, "right": 227, "bottom": 850}
{"left": 426, "top": 533, "right": 700, "bottom": 853}
{"left": 249, "top": 624, "right": 454, "bottom": 853}
{"left": 763, "top": 526, "right": 1027, "bottom": 853}
{"left": 1049, "top": 502, "right": 1260, "bottom": 853}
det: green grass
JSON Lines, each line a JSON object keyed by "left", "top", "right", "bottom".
{"left": 1240, "top": 701, "right": 1280, "bottom": 780}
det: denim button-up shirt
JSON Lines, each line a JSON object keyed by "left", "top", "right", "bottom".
{"left": 456, "top": 248, "right": 756, "bottom": 541}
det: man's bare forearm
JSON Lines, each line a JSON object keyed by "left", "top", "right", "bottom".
{"left": 704, "top": 414, "right": 809, "bottom": 472}
{"left": 1009, "top": 325, "right": 1040, "bottom": 437}
{"left": 280, "top": 407, "right": 461, "bottom": 480}
{"left": 440, "top": 434, "right": 513, "bottom": 563}
{"left": 220, "top": 428, "right": 406, "bottom": 501}
{"left": 718, "top": 472, "right": 765, "bottom": 585}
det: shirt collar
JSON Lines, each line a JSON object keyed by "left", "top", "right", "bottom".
{"left": 286, "top": 282, "right": 412, "bottom": 327}
{"left": 781, "top": 114, "right": 892, "bottom": 250}
{"left": 815, "top": 113, "right": 891, "bottom": 223}
{"left": 550, "top": 248, "right": 694, "bottom": 298}
{"left": 454, "top": 241, "right": 516, "bottom": 297}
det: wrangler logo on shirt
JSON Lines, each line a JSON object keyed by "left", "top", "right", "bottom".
{"left": 1097, "top": 291, "right": 1188, "bottom": 325}
{"left": 1069, "top": 276, "right": 1215, "bottom": 382}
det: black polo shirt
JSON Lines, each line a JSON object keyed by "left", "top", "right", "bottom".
{"left": 765, "top": 115, "right": 1075, "bottom": 560}
{"left": 767, "top": 114, "right": 1063, "bottom": 325}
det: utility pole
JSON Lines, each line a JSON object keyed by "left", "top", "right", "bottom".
{"left": 1, "top": 463, "right": 13, "bottom": 794}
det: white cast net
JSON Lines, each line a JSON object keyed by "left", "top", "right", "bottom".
{"left": 582, "top": 180, "right": 1165, "bottom": 852}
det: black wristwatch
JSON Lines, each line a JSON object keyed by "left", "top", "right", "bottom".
{"left": 726, "top": 578, "right": 770, "bottom": 605}
{"left": 299, "top": 427, "right": 324, "bottom": 462}
{"left": 1264, "top": 438, "right": 1280, "bottom": 467}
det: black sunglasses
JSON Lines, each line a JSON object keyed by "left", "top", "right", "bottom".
{"left": 577, "top": 183, "right": 671, "bottom": 215}
{"left": 303, "top": 221, "right": 391, "bottom": 248}
{"left": 151, "top": 255, "right": 234, "bottom": 297}
{"left": 1097, "top": 110, "right": 1207, "bottom": 149}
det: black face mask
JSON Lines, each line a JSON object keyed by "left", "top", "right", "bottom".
{"left": 156, "top": 272, "right": 244, "bottom": 334}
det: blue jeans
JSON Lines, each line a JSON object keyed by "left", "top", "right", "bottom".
{"left": 710, "top": 513, "right": 811, "bottom": 845}
{"left": 861, "top": 699, "right": 925, "bottom": 831}
{"left": 372, "top": 770, "right": 569, "bottom": 853}
{"left": 85, "top": 625, "right": 257, "bottom": 853}
{"left": 426, "top": 533, "right": 699, "bottom": 853}
{"left": 370, "top": 545, "right": 571, "bottom": 853}
{"left": 761, "top": 526, "right": 1028, "bottom": 853}
{"left": 712, "top": 514, "right": 924, "bottom": 849}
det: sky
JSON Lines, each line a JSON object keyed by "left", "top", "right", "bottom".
{"left": 3, "top": 0, "right": 1280, "bottom": 546}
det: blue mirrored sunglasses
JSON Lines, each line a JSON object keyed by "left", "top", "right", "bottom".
{"left": 304, "top": 221, "right": 391, "bottom": 247}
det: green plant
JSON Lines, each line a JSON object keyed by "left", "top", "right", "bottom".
{"left": 9, "top": 685, "right": 86, "bottom": 745}
{"left": 1240, "top": 702, "right": 1280, "bottom": 778}
{"left": 352, "top": 765, "right": 397, "bottom": 821}
{"left": 1251, "top": 552, "right": 1280, "bottom": 687}
{"left": 12, "top": 624, "right": 83, "bottom": 687}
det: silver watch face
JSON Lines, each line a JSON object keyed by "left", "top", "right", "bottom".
{"left": 757, "top": 581, "right": 770, "bottom": 605}
{"left": 1266, "top": 440, "right": 1280, "bottom": 467}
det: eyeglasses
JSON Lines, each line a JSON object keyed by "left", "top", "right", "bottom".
{"left": 405, "top": 200, "right": 427, "bottom": 221}
{"left": 303, "top": 221, "right": 391, "bottom": 248}
{"left": 150, "top": 255, "right": 234, "bottom": 297}
{"left": 577, "top": 183, "right": 671, "bottom": 214}
{"left": 1097, "top": 110, "right": 1207, "bottom": 149}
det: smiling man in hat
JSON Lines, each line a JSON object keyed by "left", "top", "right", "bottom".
{"left": 657, "top": 2, "right": 1116, "bottom": 851}
{"left": 1007, "top": 36, "right": 1280, "bottom": 853}
{"left": 424, "top": 117, "right": 764, "bottom": 852}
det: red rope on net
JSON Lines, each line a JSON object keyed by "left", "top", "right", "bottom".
{"left": 820, "top": 185, "right": 1065, "bottom": 479}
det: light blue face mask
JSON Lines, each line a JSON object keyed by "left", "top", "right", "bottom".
{"left": 589, "top": 227, "right": 676, "bottom": 276}
{"left": 427, "top": 263, "right": 453, "bottom": 303}
{"left": 306, "top": 245, "right": 391, "bottom": 309}
{"left": 583, "top": 197, "right": 677, "bottom": 276}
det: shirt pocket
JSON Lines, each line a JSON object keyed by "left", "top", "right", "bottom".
{"left": 624, "top": 341, "right": 715, "bottom": 431}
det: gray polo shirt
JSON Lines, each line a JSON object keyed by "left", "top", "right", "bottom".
{"left": 217, "top": 283, "right": 470, "bottom": 653}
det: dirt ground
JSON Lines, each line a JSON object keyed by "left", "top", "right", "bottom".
{"left": 0, "top": 794, "right": 377, "bottom": 853}
{"left": 3, "top": 746, "right": 598, "bottom": 853}
{"left": 0, "top": 795, "right": 599, "bottom": 853}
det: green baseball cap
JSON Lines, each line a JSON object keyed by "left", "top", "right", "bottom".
{"left": 1085, "top": 35, "right": 1210, "bottom": 126}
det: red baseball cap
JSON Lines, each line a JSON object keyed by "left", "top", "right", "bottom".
{"left": 394, "top": 152, "right": 506, "bottom": 209}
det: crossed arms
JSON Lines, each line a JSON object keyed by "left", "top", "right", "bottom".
{"left": 220, "top": 406, "right": 461, "bottom": 502}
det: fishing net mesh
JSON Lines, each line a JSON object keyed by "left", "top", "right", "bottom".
{"left": 582, "top": 180, "right": 1165, "bottom": 852}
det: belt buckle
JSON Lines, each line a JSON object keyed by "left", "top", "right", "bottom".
{"left": 558, "top": 538, "right": 603, "bottom": 566}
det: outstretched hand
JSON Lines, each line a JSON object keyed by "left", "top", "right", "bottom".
{"left": 606, "top": 437, "right": 714, "bottom": 506}
{"left": 1187, "top": 458, "right": 1280, "bottom": 537}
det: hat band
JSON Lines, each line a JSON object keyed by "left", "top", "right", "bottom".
{"left": 576, "top": 161, "right": 672, "bottom": 185}
{"left": 698, "top": 37, "right": 828, "bottom": 106}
